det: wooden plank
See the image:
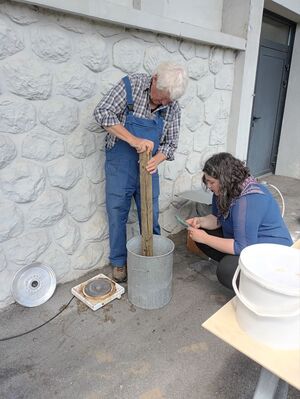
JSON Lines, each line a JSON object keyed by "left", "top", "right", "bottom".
{"left": 139, "top": 151, "right": 153, "bottom": 256}
{"left": 292, "top": 239, "right": 300, "bottom": 249}
{"left": 202, "top": 298, "right": 300, "bottom": 390}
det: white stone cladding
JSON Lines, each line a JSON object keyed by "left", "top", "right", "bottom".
{"left": 0, "top": 0, "right": 235, "bottom": 308}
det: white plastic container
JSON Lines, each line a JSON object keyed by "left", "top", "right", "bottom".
{"left": 232, "top": 243, "right": 300, "bottom": 350}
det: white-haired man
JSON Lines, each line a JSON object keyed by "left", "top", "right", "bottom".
{"left": 94, "top": 62, "right": 188, "bottom": 282}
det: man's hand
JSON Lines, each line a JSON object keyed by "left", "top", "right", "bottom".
{"left": 145, "top": 152, "right": 167, "bottom": 174}
{"left": 146, "top": 157, "right": 160, "bottom": 174}
{"left": 131, "top": 137, "right": 154, "bottom": 154}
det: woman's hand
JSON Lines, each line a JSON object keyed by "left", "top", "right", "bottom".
{"left": 187, "top": 214, "right": 220, "bottom": 230}
{"left": 186, "top": 217, "right": 201, "bottom": 229}
{"left": 188, "top": 227, "right": 208, "bottom": 244}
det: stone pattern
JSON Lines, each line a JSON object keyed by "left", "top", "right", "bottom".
{"left": 0, "top": 1, "right": 235, "bottom": 308}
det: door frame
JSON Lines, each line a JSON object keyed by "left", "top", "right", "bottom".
{"left": 247, "top": 10, "right": 295, "bottom": 176}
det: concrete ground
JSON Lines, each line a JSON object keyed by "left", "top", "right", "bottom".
{"left": 1, "top": 176, "right": 299, "bottom": 399}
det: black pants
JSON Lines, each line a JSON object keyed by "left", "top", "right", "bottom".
{"left": 196, "top": 228, "right": 239, "bottom": 290}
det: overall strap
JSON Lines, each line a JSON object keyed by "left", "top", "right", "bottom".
{"left": 157, "top": 107, "right": 167, "bottom": 120}
{"left": 122, "top": 76, "right": 134, "bottom": 113}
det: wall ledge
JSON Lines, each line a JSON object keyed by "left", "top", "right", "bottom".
{"left": 18, "top": 0, "right": 246, "bottom": 50}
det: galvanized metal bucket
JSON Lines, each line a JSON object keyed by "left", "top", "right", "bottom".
{"left": 126, "top": 235, "right": 174, "bottom": 310}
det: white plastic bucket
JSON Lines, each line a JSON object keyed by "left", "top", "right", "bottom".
{"left": 232, "top": 243, "right": 300, "bottom": 350}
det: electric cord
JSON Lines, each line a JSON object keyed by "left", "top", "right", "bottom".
{"left": 0, "top": 295, "right": 75, "bottom": 342}
{"left": 261, "top": 181, "right": 285, "bottom": 217}
{"left": 267, "top": 183, "right": 285, "bottom": 217}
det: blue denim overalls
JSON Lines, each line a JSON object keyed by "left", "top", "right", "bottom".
{"left": 105, "top": 75, "right": 164, "bottom": 266}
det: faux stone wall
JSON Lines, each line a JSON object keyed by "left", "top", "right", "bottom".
{"left": 0, "top": 0, "right": 235, "bottom": 308}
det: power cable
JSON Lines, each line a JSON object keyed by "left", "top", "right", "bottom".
{"left": 0, "top": 295, "right": 75, "bottom": 342}
{"left": 261, "top": 181, "right": 285, "bottom": 217}
{"left": 267, "top": 183, "right": 285, "bottom": 217}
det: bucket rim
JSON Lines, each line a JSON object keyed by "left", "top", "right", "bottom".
{"left": 126, "top": 235, "right": 175, "bottom": 259}
{"left": 236, "top": 290, "right": 300, "bottom": 317}
{"left": 240, "top": 244, "right": 300, "bottom": 296}
{"left": 233, "top": 267, "right": 300, "bottom": 317}
{"left": 239, "top": 258, "right": 300, "bottom": 297}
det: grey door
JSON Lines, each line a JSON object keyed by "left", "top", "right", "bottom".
{"left": 247, "top": 12, "right": 295, "bottom": 176}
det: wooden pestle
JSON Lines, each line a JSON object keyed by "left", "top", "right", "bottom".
{"left": 139, "top": 151, "right": 153, "bottom": 256}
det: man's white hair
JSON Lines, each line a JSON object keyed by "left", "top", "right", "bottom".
{"left": 153, "top": 61, "right": 188, "bottom": 101}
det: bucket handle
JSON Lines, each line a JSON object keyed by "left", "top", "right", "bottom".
{"left": 232, "top": 265, "right": 300, "bottom": 318}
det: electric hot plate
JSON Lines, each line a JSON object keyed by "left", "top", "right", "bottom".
{"left": 71, "top": 273, "right": 125, "bottom": 311}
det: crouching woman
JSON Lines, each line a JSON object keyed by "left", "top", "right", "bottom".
{"left": 187, "top": 152, "right": 292, "bottom": 290}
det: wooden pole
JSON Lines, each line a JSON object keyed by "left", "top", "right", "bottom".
{"left": 139, "top": 151, "right": 153, "bottom": 256}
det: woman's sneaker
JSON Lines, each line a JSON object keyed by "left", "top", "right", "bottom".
{"left": 112, "top": 266, "right": 127, "bottom": 283}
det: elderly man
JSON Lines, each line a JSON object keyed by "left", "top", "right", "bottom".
{"left": 94, "top": 61, "right": 188, "bottom": 282}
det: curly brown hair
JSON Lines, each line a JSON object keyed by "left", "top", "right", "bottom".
{"left": 202, "top": 152, "right": 250, "bottom": 215}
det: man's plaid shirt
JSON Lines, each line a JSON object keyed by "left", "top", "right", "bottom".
{"left": 94, "top": 73, "right": 181, "bottom": 160}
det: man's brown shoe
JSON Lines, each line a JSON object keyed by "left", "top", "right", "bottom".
{"left": 112, "top": 266, "right": 127, "bottom": 283}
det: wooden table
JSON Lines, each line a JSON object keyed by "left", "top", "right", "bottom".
{"left": 202, "top": 298, "right": 300, "bottom": 398}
